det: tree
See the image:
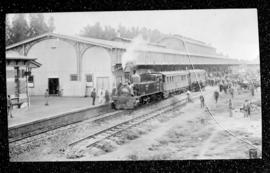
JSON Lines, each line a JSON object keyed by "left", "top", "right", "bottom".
{"left": 79, "top": 22, "right": 169, "bottom": 43}
{"left": 6, "top": 13, "right": 56, "bottom": 46}
{"left": 28, "top": 13, "right": 49, "bottom": 38}
{"left": 5, "top": 16, "right": 13, "bottom": 46}
{"left": 48, "top": 16, "right": 55, "bottom": 32}
{"left": 10, "top": 14, "right": 29, "bottom": 44}
{"left": 80, "top": 22, "right": 104, "bottom": 39}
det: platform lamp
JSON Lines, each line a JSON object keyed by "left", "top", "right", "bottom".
{"left": 24, "top": 68, "right": 31, "bottom": 108}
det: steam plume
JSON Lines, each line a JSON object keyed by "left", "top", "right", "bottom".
{"left": 121, "top": 35, "right": 149, "bottom": 70}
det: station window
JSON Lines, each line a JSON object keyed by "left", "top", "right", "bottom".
{"left": 70, "top": 74, "right": 78, "bottom": 81}
{"left": 86, "top": 74, "right": 93, "bottom": 82}
{"left": 28, "top": 75, "right": 34, "bottom": 88}
{"left": 28, "top": 75, "right": 34, "bottom": 83}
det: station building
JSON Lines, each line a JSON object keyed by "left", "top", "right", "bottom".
{"left": 6, "top": 32, "right": 243, "bottom": 97}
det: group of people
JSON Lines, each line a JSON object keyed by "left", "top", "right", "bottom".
{"left": 195, "top": 70, "right": 259, "bottom": 119}
{"left": 214, "top": 73, "right": 257, "bottom": 118}
{"left": 90, "top": 88, "right": 110, "bottom": 106}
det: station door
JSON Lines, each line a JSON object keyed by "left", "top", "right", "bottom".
{"left": 96, "top": 77, "right": 110, "bottom": 93}
{"left": 48, "top": 78, "right": 59, "bottom": 95}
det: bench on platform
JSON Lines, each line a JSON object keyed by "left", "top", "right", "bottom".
{"left": 11, "top": 97, "right": 24, "bottom": 108}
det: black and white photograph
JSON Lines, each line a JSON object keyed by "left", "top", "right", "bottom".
{"left": 5, "top": 9, "right": 261, "bottom": 161}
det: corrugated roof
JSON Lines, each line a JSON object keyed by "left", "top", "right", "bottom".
{"left": 6, "top": 51, "right": 41, "bottom": 68}
{"left": 173, "top": 34, "right": 207, "bottom": 45}
{"left": 6, "top": 51, "right": 36, "bottom": 60}
{"left": 6, "top": 32, "right": 239, "bottom": 63}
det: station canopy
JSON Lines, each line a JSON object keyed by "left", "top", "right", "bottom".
{"left": 6, "top": 51, "right": 41, "bottom": 68}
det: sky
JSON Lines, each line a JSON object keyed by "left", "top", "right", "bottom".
{"left": 7, "top": 9, "right": 259, "bottom": 61}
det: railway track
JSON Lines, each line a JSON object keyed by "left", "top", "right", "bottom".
{"left": 66, "top": 93, "right": 200, "bottom": 157}
{"left": 9, "top": 110, "right": 125, "bottom": 146}
{"left": 10, "top": 92, "right": 200, "bottom": 159}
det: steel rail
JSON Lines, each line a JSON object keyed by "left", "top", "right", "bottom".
{"left": 67, "top": 94, "right": 200, "bottom": 152}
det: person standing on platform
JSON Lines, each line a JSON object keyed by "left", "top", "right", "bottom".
{"left": 219, "top": 82, "right": 223, "bottom": 92}
{"left": 91, "top": 88, "right": 96, "bottom": 106}
{"left": 214, "top": 90, "right": 219, "bottom": 104}
{"left": 229, "top": 86, "right": 234, "bottom": 98}
{"left": 200, "top": 95, "right": 205, "bottom": 108}
{"left": 131, "top": 70, "right": 141, "bottom": 84}
{"left": 237, "top": 83, "right": 241, "bottom": 95}
{"left": 229, "top": 99, "right": 233, "bottom": 117}
{"left": 7, "top": 95, "right": 13, "bottom": 118}
{"left": 223, "top": 82, "right": 228, "bottom": 94}
{"left": 105, "top": 89, "right": 110, "bottom": 104}
{"left": 45, "top": 89, "right": 49, "bottom": 106}
{"left": 247, "top": 100, "right": 251, "bottom": 117}
{"left": 99, "top": 89, "right": 105, "bottom": 104}
{"left": 250, "top": 84, "right": 255, "bottom": 96}
{"left": 187, "top": 90, "right": 191, "bottom": 102}
{"left": 242, "top": 99, "right": 249, "bottom": 118}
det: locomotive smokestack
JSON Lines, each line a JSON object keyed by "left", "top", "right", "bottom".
{"left": 124, "top": 61, "right": 135, "bottom": 82}
{"left": 124, "top": 61, "right": 134, "bottom": 73}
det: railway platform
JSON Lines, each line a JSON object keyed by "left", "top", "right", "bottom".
{"left": 8, "top": 86, "right": 217, "bottom": 143}
{"left": 8, "top": 96, "right": 105, "bottom": 128}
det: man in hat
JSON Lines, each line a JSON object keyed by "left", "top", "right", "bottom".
{"left": 91, "top": 88, "right": 96, "bottom": 106}
{"left": 229, "top": 99, "right": 233, "bottom": 117}
{"left": 200, "top": 95, "right": 205, "bottom": 108}
{"left": 214, "top": 90, "right": 219, "bottom": 104}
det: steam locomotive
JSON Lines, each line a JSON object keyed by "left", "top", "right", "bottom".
{"left": 111, "top": 69, "right": 207, "bottom": 110}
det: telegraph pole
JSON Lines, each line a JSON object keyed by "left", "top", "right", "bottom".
{"left": 25, "top": 67, "right": 30, "bottom": 108}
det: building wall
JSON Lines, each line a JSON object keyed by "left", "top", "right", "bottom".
{"left": 81, "top": 46, "right": 114, "bottom": 94}
{"left": 25, "top": 39, "right": 115, "bottom": 96}
{"left": 27, "top": 38, "right": 80, "bottom": 96}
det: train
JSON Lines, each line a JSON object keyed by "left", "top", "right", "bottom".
{"left": 111, "top": 69, "right": 207, "bottom": 110}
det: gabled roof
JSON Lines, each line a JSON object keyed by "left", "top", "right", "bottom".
{"left": 6, "top": 32, "right": 128, "bottom": 50}
{"left": 6, "top": 32, "right": 240, "bottom": 63}
{"left": 158, "top": 35, "right": 215, "bottom": 49}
